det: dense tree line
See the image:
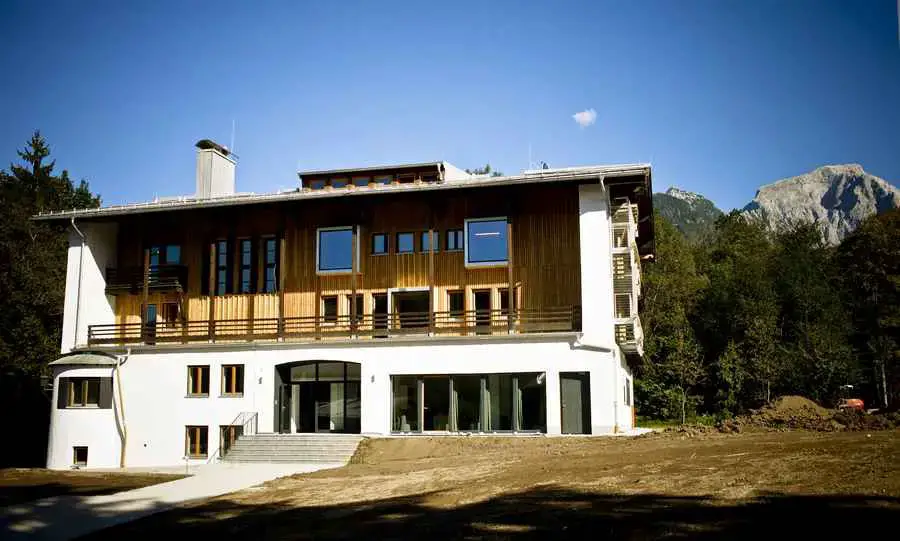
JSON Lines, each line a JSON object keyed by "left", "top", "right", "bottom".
{"left": 636, "top": 210, "right": 900, "bottom": 421}
{"left": 0, "top": 132, "right": 99, "bottom": 465}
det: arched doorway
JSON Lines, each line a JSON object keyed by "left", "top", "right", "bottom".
{"left": 275, "top": 361, "right": 361, "bottom": 434}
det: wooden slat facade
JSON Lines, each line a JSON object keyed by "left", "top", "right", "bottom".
{"left": 111, "top": 183, "right": 582, "bottom": 327}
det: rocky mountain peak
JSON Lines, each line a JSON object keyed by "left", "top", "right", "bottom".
{"left": 742, "top": 164, "right": 899, "bottom": 244}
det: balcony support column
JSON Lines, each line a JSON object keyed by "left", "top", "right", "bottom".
{"left": 507, "top": 219, "right": 514, "bottom": 334}
{"left": 350, "top": 225, "right": 358, "bottom": 336}
{"left": 208, "top": 242, "right": 216, "bottom": 341}
{"left": 140, "top": 248, "right": 150, "bottom": 342}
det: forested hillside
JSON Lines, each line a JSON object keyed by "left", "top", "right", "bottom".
{"left": 637, "top": 210, "right": 899, "bottom": 421}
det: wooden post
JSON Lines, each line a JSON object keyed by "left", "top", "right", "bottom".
{"left": 350, "top": 225, "right": 358, "bottom": 336}
{"left": 428, "top": 224, "right": 435, "bottom": 336}
{"left": 278, "top": 233, "right": 286, "bottom": 338}
{"left": 208, "top": 241, "right": 216, "bottom": 341}
{"left": 141, "top": 248, "right": 150, "bottom": 341}
{"left": 314, "top": 276, "right": 321, "bottom": 340}
{"left": 507, "top": 220, "right": 514, "bottom": 334}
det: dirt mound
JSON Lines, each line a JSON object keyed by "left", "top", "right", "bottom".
{"left": 715, "top": 395, "right": 900, "bottom": 433}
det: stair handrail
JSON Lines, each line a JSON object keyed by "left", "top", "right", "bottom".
{"left": 211, "top": 411, "right": 258, "bottom": 462}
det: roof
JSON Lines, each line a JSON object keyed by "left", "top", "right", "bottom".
{"left": 49, "top": 352, "right": 119, "bottom": 367}
{"left": 298, "top": 161, "right": 446, "bottom": 179}
{"left": 33, "top": 163, "right": 652, "bottom": 221}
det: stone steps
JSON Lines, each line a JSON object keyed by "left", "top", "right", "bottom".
{"left": 223, "top": 433, "right": 363, "bottom": 464}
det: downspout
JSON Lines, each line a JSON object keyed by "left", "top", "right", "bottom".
{"left": 115, "top": 348, "right": 130, "bottom": 468}
{"left": 612, "top": 350, "right": 620, "bottom": 433}
{"left": 70, "top": 218, "right": 86, "bottom": 350}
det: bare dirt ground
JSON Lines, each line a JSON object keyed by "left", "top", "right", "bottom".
{"left": 85, "top": 430, "right": 900, "bottom": 540}
{"left": 0, "top": 469, "right": 184, "bottom": 507}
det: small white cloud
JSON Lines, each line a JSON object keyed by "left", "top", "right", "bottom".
{"left": 572, "top": 108, "right": 597, "bottom": 128}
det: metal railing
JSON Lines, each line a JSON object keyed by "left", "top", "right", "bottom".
{"left": 105, "top": 265, "right": 188, "bottom": 294}
{"left": 87, "top": 306, "right": 582, "bottom": 346}
{"left": 215, "top": 411, "right": 258, "bottom": 461}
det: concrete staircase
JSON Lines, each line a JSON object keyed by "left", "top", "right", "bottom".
{"left": 222, "top": 433, "right": 363, "bottom": 464}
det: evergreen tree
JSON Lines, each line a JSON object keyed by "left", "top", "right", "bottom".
{"left": 836, "top": 209, "right": 900, "bottom": 408}
{"left": 0, "top": 131, "right": 100, "bottom": 375}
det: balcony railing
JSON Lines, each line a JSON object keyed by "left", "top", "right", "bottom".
{"left": 105, "top": 265, "right": 188, "bottom": 295}
{"left": 614, "top": 316, "right": 644, "bottom": 356}
{"left": 86, "top": 306, "right": 582, "bottom": 346}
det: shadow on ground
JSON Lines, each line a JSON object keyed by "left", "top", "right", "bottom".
{"left": 83, "top": 487, "right": 900, "bottom": 540}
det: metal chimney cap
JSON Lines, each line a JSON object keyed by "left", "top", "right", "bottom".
{"left": 195, "top": 139, "right": 230, "bottom": 156}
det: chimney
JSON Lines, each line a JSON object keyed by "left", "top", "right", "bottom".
{"left": 195, "top": 139, "right": 235, "bottom": 198}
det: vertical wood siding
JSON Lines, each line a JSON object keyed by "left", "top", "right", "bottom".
{"left": 112, "top": 184, "right": 581, "bottom": 322}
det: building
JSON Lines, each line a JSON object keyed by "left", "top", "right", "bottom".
{"left": 36, "top": 140, "right": 654, "bottom": 469}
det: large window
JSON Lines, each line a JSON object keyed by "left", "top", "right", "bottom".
{"left": 390, "top": 373, "right": 545, "bottom": 433}
{"left": 66, "top": 378, "right": 100, "bottom": 408}
{"left": 264, "top": 238, "right": 279, "bottom": 292}
{"left": 185, "top": 426, "right": 208, "bottom": 458}
{"left": 446, "top": 229, "right": 464, "bottom": 251}
{"left": 465, "top": 218, "right": 508, "bottom": 267}
{"left": 216, "top": 240, "right": 230, "bottom": 295}
{"left": 187, "top": 365, "right": 210, "bottom": 396}
{"left": 317, "top": 227, "right": 356, "bottom": 273}
{"left": 392, "top": 376, "right": 419, "bottom": 432}
{"left": 396, "top": 232, "right": 414, "bottom": 254}
{"left": 222, "top": 364, "right": 244, "bottom": 396}
{"left": 239, "top": 239, "right": 254, "bottom": 293}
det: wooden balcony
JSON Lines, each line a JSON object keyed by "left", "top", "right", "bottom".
{"left": 105, "top": 265, "right": 188, "bottom": 295}
{"left": 86, "top": 306, "right": 582, "bottom": 346}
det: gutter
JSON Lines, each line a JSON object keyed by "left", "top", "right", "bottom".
{"left": 70, "top": 218, "right": 86, "bottom": 350}
{"left": 115, "top": 348, "right": 130, "bottom": 468}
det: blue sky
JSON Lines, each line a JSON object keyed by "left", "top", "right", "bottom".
{"left": 1, "top": 0, "right": 898, "bottom": 211}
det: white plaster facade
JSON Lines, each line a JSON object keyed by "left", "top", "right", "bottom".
{"left": 45, "top": 167, "right": 647, "bottom": 470}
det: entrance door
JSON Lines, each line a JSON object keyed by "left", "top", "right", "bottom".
{"left": 283, "top": 362, "right": 362, "bottom": 434}
{"left": 373, "top": 293, "right": 388, "bottom": 338}
{"left": 392, "top": 291, "right": 430, "bottom": 331}
{"left": 473, "top": 290, "right": 491, "bottom": 334}
{"left": 560, "top": 372, "right": 591, "bottom": 434}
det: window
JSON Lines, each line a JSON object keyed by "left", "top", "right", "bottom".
{"left": 187, "top": 365, "right": 210, "bottom": 396}
{"left": 239, "top": 239, "right": 254, "bottom": 293}
{"left": 396, "top": 232, "right": 414, "bottom": 254}
{"left": 322, "top": 296, "right": 338, "bottom": 323}
{"left": 162, "top": 302, "right": 179, "bottom": 327}
{"left": 216, "top": 240, "right": 230, "bottom": 295}
{"left": 374, "top": 175, "right": 392, "bottom": 185}
{"left": 308, "top": 179, "right": 326, "bottom": 190}
{"left": 263, "top": 238, "right": 279, "bottom": 292}
{"left": 465, "top": 218, "right": 508, "bottom": 267}
{"left": 352, "top": 177, "right": 370, "bottom": 187}
{"left": 448, "top": 290, "right": 464, "bottom": 318}
{"left": 222, "top": 364, "right": 244, "bottom": 396}
{"left": 624, "top": 378, "right": 633, "bottom": 407}
{"left": 220, "top": 425, "right": 243, "bottom": 454}
{"left": 499, "top": 287, "right": 518, "bottom": 316}
{"left": 317, "top": 227, "right": 357, "bottom": 273}
{"left": 331, "top": 178, "right": 348, "bottom": 188}
{"left": 446, "top": 229, "right": 464, "bottom": 251}
{"left": 66, "top": 378, "right": 100, "bottom": 407}
{"left": 73, "top": 446, "right": 88, "bottom": 466}
{"left": 346, "top": 294, "right": 364, "bottom": 323}
{"left": 185, "top": 426, "right": 208, "bottom": 458}
{"left": 372, "top": 233, "right": 388, "bottom": 255}
{"left": 420, "top": 231, "right": 439, "bottom": 253}
{"left": 149, "top": 244, "right": 181, "bottom": 266}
